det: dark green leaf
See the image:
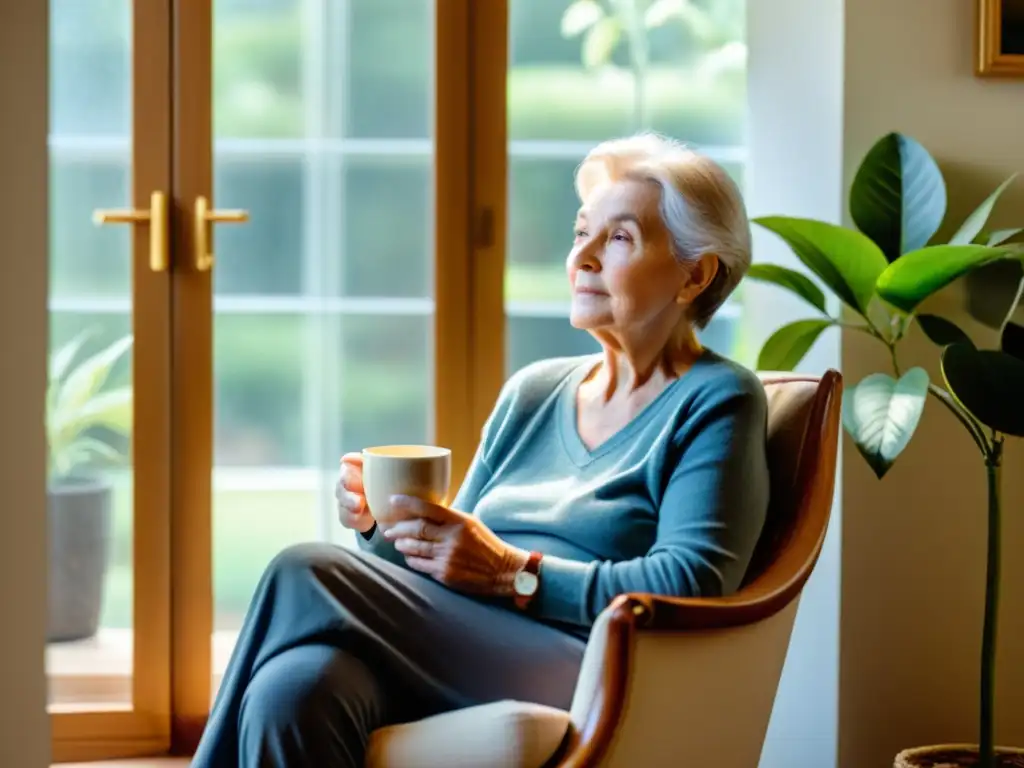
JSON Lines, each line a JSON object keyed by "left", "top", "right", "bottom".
{"left": 744, "top": 263, "right": 828, "bottom": 314}
{"left": 964, "top": 259, "right": 1024, "bottom": 329}
{"left": 849, "top": 133, "right": 947, "bottom": 262}
{"left": 875, "top": 244, "right": 1009, "bottom": 314}
{"left": 1003, "top": 324, "right": 1024, "bottom": 362}
{"left": 756, "top": 319, "right": 834, "bottom": 371}
{"left": 949, "top": 174, "right": 1018, "bottom": 245}
{"left": 1000, "top": 277, "right": 1024, "bottom": 362}
{"left": 942, "top": 344, "right": 1024, "bottom": 437}
{"left": 987, "top": 227, "right": 1024, "bottom": 246}
{"left": 916, "top": 314, "right": 972, "bottom": 347}
{"left": 841, "top": 368, "right": 929, "bottom": 479}
{"left": 753, "top": 216, "right": 888, "bottom": 316}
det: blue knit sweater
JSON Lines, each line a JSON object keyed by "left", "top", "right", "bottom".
{"left": 358, "top": 350, "right": 770, "bottom": 631}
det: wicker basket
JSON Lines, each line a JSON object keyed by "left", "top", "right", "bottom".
{"left": 895, "top": 744, "right": 1024, "bottom": 768}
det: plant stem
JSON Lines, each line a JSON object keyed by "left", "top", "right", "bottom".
{"left": 839, "top": 322, "right": 878, "bottom": 338}
{"left": 880, "top": 319, "right": 1001, "bottom": 765}
{"left": 979, "top": 443, "right": 1003, "bottom": 768}
{"left": 632, "top": 63, "right": 646, "bottom": 129}
{"left": 618, "top": 0, "right": 648, "bottom": 129}
{"left": 887, "top": 343, "right": 902, "bottom": 376}
{"left": 927, "top": 384, "right": 990, "bottom": 456}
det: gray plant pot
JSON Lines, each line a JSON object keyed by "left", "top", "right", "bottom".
{"left": 47, "top": 478, "right": 113, "bottom": 643}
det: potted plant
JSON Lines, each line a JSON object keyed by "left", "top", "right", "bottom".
{"left": 47, "top": 332, "right": 133, "bottom": 643}
{"left": 747, "top": 132, "right": 1024, "bottom": 768}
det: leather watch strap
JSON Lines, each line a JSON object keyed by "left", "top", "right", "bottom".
{"left": 513, "top": 551, "right": 543, "bottom": 610}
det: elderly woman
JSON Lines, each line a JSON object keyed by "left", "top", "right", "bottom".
{"left": 192, "top": 132, "right": 769, "bottom": 768}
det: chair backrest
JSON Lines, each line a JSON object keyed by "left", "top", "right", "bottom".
{"left": 740, "top": 370, "right": 843, "bottom": 597}
{"left": 558, "top": 371, "right": 843, "bottom": 768}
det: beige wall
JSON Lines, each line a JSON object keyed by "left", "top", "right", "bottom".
{"left": 840, "top": 0, "right": 1024, "bottom": 764}
{"left": 0, "top": 0, "right": 51, "bottom": 766}
{"left": 1, "top": 1, "right": 1021, "bottom": 767}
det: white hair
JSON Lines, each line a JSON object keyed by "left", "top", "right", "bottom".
{"left": 574, "top": 132, "right": 752, "bottom": 328}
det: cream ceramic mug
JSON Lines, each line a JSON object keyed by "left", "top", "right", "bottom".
{"left": 361, "top": 444, "right": 452, "bottom": 529}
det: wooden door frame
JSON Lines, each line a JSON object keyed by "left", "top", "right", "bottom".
{"left": 435, "top": 0, "right": 478, "bottom": 487}
{"left": 467, "top": 0, "right": 508, "bottom": 440}
{"left": 50, "top": 0, "right": 174, "bottom": 761}
{"left": 168, "top": 0, "right": 215, "bottom": 753}
{"left": 50, "top": 1, "right": 512, "bottom": 760}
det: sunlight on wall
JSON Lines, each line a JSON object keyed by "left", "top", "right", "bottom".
{"left": 745, "top": 0, "right": 844, "bottom": 765}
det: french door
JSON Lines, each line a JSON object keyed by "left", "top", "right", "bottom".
{"left": 46, "top": 0, "right": 500, "bottom": 759}
{"left": 46, "top": 0, "right": 745, "bottom": 761}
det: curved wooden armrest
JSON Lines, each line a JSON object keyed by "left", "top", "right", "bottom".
{"left": 627, "top": 548, "right": 823, "bottom": 632}
{"left": 555, "top": 512, "right": 827, "bottom": 767}
{"left": 553, "top": 596, "right": 638, "bottom": 768}
{"left": 553, "top": 575, "right": 819, "bottom": 768}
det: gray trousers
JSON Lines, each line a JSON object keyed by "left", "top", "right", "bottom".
{"left": 191, "top": 543, "right": 586, "bottom": 768}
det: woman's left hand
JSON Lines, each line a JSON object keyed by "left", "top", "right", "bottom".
{"left": 383, "top": 495, "right": 529, "bottom": 597}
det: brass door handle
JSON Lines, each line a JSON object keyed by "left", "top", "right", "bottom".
{"left": 193, "top": 195, "right": 249, "bottom": 271}
{"left": 92, "top": 191, "right": 169, "bottom": 272}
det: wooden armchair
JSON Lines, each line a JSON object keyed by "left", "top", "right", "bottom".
{"left": 366, "top": 370, "right": 843, "bottom": 768}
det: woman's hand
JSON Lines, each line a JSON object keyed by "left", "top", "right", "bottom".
{"left": 384, "top": 495, "right": 529, "bottom": 597}
{"left": 335, "top": 453, "right": 376, "bottom": 534}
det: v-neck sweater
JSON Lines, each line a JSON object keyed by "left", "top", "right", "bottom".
{"left": 359, "top": 350, "right": 770, "bottom": 633}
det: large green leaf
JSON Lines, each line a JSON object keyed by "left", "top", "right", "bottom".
{"left": 875, "top": 244, "right": 1009, "bottom": 314}
{"left": 916, "top": 313, "right": 972, "bottom": 348}
{"left": 582, "top": 15, "right": 622, "bottom": 67}
{"left": 942, "top": 344, "right": 1024, "bottom": 437}
{"left": 849, "top": 132, "right": 947, "bottom": 262}
{"left": 756, "top": 319, "right": 833, "bottom": 371}
{"left": 744, "top": 263, "right": 827, "bottom": 314}
{"left": 842, "top": 368, "right": 930, "bottom": 479}
{"left": 753, "top": 216, "right": 888, "bottom": 315}
{"left": 949, "top": 174, "right": 1018, "bottom": 246}
{"left": 1000, "top": 277, "right": 1024, "bottom": 362}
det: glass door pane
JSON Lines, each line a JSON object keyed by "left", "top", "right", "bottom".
{"left": 46, "top": 0, "right": 136, "bottom": 709}
{"left": 210, "top": 0, "right": 436, "bottom": 697}
{"left": 504, "top": 0, "right": 748, "bottom": 373}
{"left": 46, "top": 0, "right": 172, "bottom": 753}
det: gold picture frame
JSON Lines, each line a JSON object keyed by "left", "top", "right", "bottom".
{"left": 977, "top": 0, "right": 1024, "bottom": 76}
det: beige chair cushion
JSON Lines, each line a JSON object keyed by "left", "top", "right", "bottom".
{"left": 364, "top": 699, "right": 571, "bottom": 768}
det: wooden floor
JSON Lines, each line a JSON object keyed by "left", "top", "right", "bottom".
{"left": 58, "top": 761, "right": 189, "bottom": 767}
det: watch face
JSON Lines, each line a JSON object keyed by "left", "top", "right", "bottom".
{"left": 514, "top": 570, "right": 539, "bottom": 597}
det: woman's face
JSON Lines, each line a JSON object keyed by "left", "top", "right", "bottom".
{"left": 567, "top": 178, "right": 708, "bottom": 337}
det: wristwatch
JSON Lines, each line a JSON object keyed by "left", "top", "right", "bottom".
{"left": 513, "top": 551, "right": 543, "bottom": 610}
